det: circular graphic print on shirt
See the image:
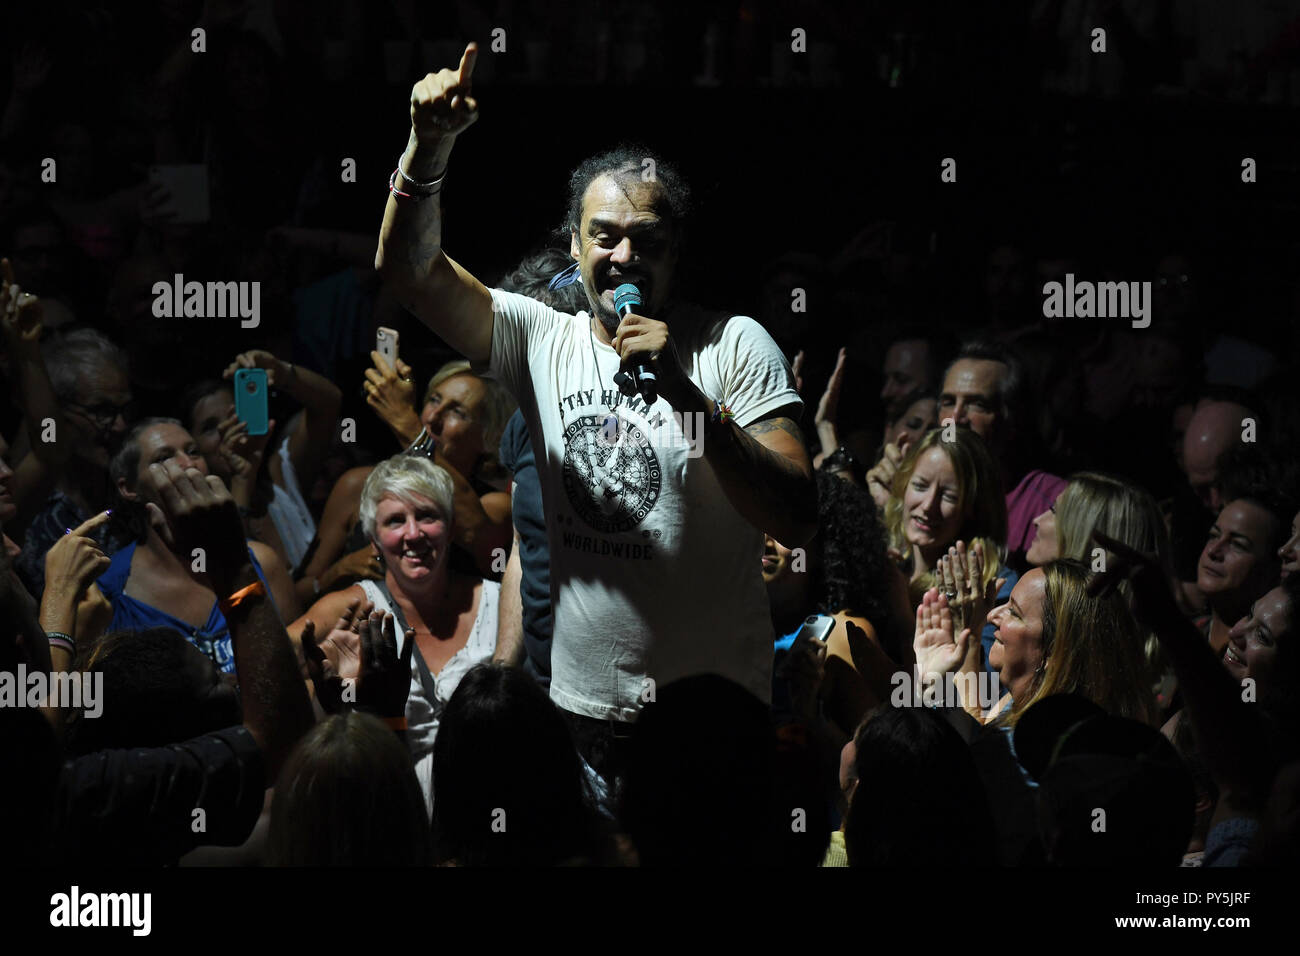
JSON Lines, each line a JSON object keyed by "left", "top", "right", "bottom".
{"left": 562, "top": 413, "right": 661, "bottom": 534}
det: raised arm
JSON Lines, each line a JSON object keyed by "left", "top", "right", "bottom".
{"left": 2, "top": 261, "right": 71, "bottom": 528}
{"left": 374, "top": 43, "right": 495, "bottom": 363}
{"left": 146, "top": 461, "right": 315, "bottom": 783}
{"left": 221, "top": 351, "right": 341, "bottom": 484}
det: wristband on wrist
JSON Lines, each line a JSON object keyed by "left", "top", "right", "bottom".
{"left": 820, "top": 445, "right": 861, "bottom": 474}
{"left": 218, "top": 580, "right": 266, "bottom": 616}
{"left": 46, "top": 632, "right": 76, "bottom": 655}
{"left": 710, "top": 399, "right": 735, "bottom": 425}
{"left": 389, "top": 157, "right": 445, "bottom": 200}
{"left": 381, "top": 716, "right": 408, "bottom": 731}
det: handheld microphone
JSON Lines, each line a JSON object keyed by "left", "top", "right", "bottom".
{"left": 612, "top": 283, "right": 657, "bottom": 404}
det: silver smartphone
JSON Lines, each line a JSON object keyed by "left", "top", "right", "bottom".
{"left": 376, "top": 327, "right": 399, "bottom": 369}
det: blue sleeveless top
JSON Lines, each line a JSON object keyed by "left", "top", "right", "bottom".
{"left": 97, "top": 541, "right": 270, "bottom": 675}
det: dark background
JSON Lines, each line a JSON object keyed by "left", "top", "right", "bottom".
{"left": 3, "top": 0, "right": 1298, "bottom": 474}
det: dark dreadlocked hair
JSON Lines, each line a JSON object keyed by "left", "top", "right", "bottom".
{"left": 815, "top": 470, "right": 907, "bottom": 663}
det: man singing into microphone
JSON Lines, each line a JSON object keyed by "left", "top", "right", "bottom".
{"left": 375, "top": 43, "right": 817, "bottom": 785}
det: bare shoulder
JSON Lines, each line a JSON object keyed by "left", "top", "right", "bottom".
{"left": 292, "top": 583, "right": 367, "bottom": 633}
{"left": 247, "top": 539, "right": 287, "bottom": 572}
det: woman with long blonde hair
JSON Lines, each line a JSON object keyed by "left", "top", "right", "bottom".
{"left": 1027, "top": 471, "right": 1175, "bottom": 695}
{"left": 883, "top": 427, "right": 1015, "bottom": 681}
{"left": 914, "top": 559, "right": 1157, "bottom": 727}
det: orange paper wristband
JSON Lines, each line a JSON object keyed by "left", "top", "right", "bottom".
{"left": 219, "top": 579, "right": 266, "bottom": 615}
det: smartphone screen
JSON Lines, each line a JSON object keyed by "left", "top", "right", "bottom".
{"left": 234, "top": 368, "right": 269, "bottom": 436}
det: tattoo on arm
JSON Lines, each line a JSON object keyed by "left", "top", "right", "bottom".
{"left": 739, "top": 415, "right": 814, "bottom": 489}
{"left": 744, "top": 416, "right": 805, "bottom": 443}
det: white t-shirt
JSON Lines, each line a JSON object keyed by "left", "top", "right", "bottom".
{"left": 488, "top": 289, "right": 800, "bottom": 721}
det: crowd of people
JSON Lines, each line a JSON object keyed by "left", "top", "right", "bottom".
{"left": 3, "top": 12, "right": 1300, "bottom": 870}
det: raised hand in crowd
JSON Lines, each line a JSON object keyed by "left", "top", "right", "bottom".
{"left": 866, "top": 435, "right": 911, "bottom": 512}
{"left": 912, "top": 586, "right": 983, "bottom": 719}
{"left": 40, "top": 511, "right": 113, "bottom": 662}
{"left": 364, "top": 350, "right": 422, "bottom": 447}
{"left": 216, "top": 411, "right": 275, "bottom": 508}
{"left": 299, "top": 596, "right": 373, "bottom": 713}
{"left": 913, "top": 588, "right": 965, "bottom": 684}
{"left": 812, "top": 347, "right": 849, "bottom": 472}
{"left": 222, "top": 348, "right": 343, "bottom": 488}
{"left": 302, "top": 604, "right": 413, "bottom": 722}
{"left": 143, "top": 458, "right": 313, "bottom": 778}
{"left": 936, "top": 539, "right": 1004, "bottom": 644}
{"left": 1, "top": 258, "right": 70, "bottom": 528}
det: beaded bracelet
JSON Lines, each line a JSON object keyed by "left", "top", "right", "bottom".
{"left": 46, "top": 632, "right": 76, "bottom": 655}
{"left": 710, "top": 399, "right": 735, "bottom": 425}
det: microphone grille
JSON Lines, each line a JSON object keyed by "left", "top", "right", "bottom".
{"left": 613, "top": 283, "right": 642, "bottom": 313}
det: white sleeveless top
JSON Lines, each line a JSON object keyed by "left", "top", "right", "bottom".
{"left": 267, "top": 434, "right": 317, "bottom": 570}
{"left": 358, "top": 577, "right": 500, "bottom": 814}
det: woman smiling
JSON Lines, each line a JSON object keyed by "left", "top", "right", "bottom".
{"left": 290, "top": 455, "right": 498, "bottom": 810}
{"left": 883, "top": 427, "right": 1015, "bottom": 681}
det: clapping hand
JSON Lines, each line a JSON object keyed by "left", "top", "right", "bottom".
{"left": 936, "top": 540, "right": 1004, "bottom": 639}
{"left": 302, "top": 602, "right": 413, "bottom": 718}
{"left": 913, "top": 588, "right": 969, "bottom": 694}
{"left": 300, "top": 598, "right": 371, "bottom": 713}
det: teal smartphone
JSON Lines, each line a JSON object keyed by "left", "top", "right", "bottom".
{"left": 233, "top": 368, "right": 269, "bottom": 436}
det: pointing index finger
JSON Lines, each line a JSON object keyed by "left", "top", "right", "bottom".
{"left": 458, "top": 43, "right": 478, "bottom": 85}
{"left": 69, "top": 510, "right": 113, "bottom": 537}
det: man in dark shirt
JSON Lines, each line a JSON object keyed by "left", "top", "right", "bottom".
{"left": 56, "top": 726, "right": 266, "bottom": 866}
{"left": 496, "top": 408, "right": 553, "bottom": 687}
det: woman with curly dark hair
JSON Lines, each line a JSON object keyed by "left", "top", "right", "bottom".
{"left": 769, "top": 470, "right": 914, "bottom": 738}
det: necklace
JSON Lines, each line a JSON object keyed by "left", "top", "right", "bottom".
{"left": 588, "top": 316, "right": 622, "bottom": 441}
